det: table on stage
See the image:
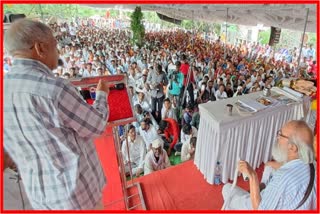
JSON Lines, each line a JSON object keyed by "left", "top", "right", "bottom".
{"left": 194, "top": 88, "right": 310, "bottom": 184}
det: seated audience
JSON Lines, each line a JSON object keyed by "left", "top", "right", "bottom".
{"left": 181, "top": 137, "right": 197, "bottom": 162}
{"left": 144, "top": 139, "right": 171, "bottom": 175}
{"left": 121, "top": 125, "right": 146, "bottom": 177}
{"left": 161, "top": 98, "right": 177, "bottom": 121}
{"left": 139, "top": 118, "right": 162, "bottom": 151}
{"left": 158, "top": 118, "right": 180, "bottom": 156}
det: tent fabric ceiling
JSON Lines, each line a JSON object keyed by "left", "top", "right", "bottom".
{"left": 85, "top": 4, "right": 316, "bottom": 32}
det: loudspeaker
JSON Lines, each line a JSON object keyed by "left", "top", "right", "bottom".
{"left": 3, "top": 13, "right": 26, "bottom": 23}
{"left": 269, "top": 26, "right": 281, "bottom": 46}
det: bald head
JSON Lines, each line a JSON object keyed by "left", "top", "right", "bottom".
{"left": 282, "top": 120, "right": 314, "bottom": 163}
{"left": 4, "top": 19, "right": 59, "bottom": 70}
{"left": 284, "top": 120, "right": 313, "bottom": 146}
{"left": 4, "top": 19, "right": 53, "bottom": 56}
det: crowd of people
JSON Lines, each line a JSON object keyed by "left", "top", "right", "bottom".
{"left": 3, "top": 17, "right": 317, "bottom": 210}
{"left": 3, "top": 19, "right": 317, "bottom": 178}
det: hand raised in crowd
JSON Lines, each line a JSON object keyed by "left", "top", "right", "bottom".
{"left": 96, "top": 79, "right": 110, "bottom": 94}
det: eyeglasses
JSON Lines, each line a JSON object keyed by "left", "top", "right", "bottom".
{"left": 277, "top": 130, "right": 289, "bottom": 139}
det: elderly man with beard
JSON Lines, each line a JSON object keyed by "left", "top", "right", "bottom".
{"left": 144, "top": 139, "right": 171, "bottom": 175}
{"left": 222, "top": 120, "right": 316, "bottom": 210}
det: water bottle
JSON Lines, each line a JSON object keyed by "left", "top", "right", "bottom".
{"left": 214, "top": 161, "right": 222, "bottom": 185}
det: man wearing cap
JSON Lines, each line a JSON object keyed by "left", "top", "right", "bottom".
{"left": 144, "top": 139, "right": 171, "bottom": 175}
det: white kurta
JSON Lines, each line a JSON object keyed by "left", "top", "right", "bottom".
{"left": 121, "top": 135, "right": 146, "bottom": 171}
{"left": 180, "top": 126, "right": 198, "bottom": 144}
{"left": 181, "top": 141, "right": 194, "bottom": 162}
{"left": 139, "top": 125, "right": 162, "bottom": 150}
{"left": 144, "top": 149, "right": 171, "bottom": 175}
{"left": 121, "top": 135, "right": 146, "bottom": 174}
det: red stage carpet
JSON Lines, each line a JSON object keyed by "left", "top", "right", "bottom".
{"left": 95, "top": 129, "right": 264, "bottom": 210}
{"left": 134, "top": 160, "right": 264, "bottom": 210}
{"left": 94, "top": 127, "right": 125, "bottom": 210}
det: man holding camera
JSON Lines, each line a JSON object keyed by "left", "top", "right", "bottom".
{"left": 168, "top": 61, "right": 184, "bottom": 107}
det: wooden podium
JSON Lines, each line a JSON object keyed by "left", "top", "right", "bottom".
{"left": 70, "top": 75, "right": 146, "bottom": 210}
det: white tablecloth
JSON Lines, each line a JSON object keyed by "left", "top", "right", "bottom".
{"left": 194, "top": 89, "right": 310, "bottom": 184}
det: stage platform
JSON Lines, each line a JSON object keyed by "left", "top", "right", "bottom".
{"left": 95, "top": 128, "right": 263, "bottom": 210}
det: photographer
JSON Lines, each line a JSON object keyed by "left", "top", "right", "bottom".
{"left": 180, "top": 54, "right": 195, "bottom": 108}
{"left": 168, "top": 61, "right": 184, "bottom": 107}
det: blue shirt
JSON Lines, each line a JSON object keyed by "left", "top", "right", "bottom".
{"left": 168, "top": 72, "right": 184, "bottom": 96}
{"left": 259, "top": 159, "right": 317, "bottom": 210}
{"left": 4, "top": 59, "right": 109, "bottom": 209}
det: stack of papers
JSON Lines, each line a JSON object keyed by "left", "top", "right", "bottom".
{"left": 283, "top": 87, "right": 303, "bottom": 98}
{"left": 271, "top": 87, "right": 299, "bottom": 105}
{"left": 237, "top": 99, "right": 268, "bottom": 112}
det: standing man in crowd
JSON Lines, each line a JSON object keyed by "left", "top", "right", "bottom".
{"left": 4, "top": 19, "right": 110, "bottom": 210}
{"left": 168, "top": 61, "right": 184, "bottom": 107}
{"left": 147, "top": 64, "right": 168, "bottom": 122}
{"left": 180, "top": 54, "right": 195, "bottom": 107}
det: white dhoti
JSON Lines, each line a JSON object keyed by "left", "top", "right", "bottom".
{"left": 222, "top": 166, "right": 275, "bottom": 210}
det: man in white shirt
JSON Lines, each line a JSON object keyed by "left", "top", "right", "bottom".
{"left": 215, "top": 84, "right": 228, "bottom": 100}
{"left": 144, "top": 139, "right": 171, "bottom": 175}
{"left": 121, "top": 125, "right": 146, "bottom": 177}
{"left": 174, "top": 124, "right": 198, "bottom": 155}
{"left": 139, "top": 118, "right": 162, "bottom": 151}
{"left": 167, "top": 58, "right": 176, "bottom": 74}
{"left": 82, "top": 63, "right": 98, "bottom": 77}
{"left": 161, "top": 98, "right": 177, "bottom": 121}
{"left": 251, "top": 70, "right": 258, "bottom": 83}
{"left": 134, "top": 91, "right": 152, "bottom": 113}
{"left": 180, "top": 124, "right": 198, "bottom": 145}
{"left": 181, "top": 137, "right": 197, "bottom": 162}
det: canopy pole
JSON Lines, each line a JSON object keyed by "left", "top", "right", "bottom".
{"left": 297, "top": 8, "right": 309, "bottom": 68}
{"left": 224, "top": 8, "right": 229, "bottom": 59}
{"left": 192, "top": 10, "right": 195, "bottom": 50}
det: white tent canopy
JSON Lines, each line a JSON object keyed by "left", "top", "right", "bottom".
{"left": 85, "top": 4, "right": 316, "bottom": 32}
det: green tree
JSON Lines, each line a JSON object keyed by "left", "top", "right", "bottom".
{"left": 130, "top": 6, "right": 145, "bottom": 48}
{"left": 258, "top": 29, "right": 271, "bottom": 45}
{"left": 181, "top": 20, "right": 193, "bottom": 30}
{"left": 307, "top": 33, "right": 316, "bottom": 46}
